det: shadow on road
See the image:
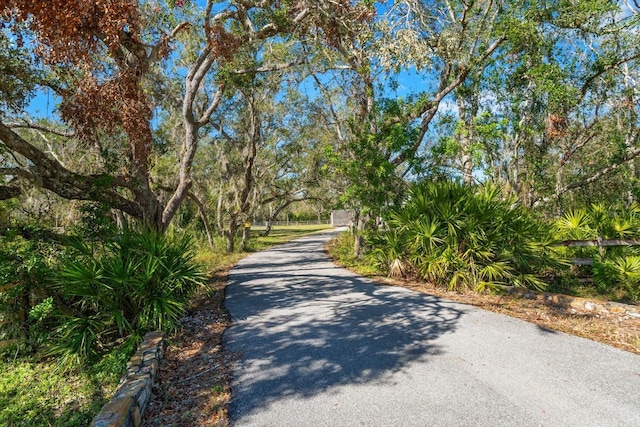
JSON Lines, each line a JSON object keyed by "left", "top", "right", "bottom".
{"left": 224, "top": 233, "right": 465, "bottom": 420}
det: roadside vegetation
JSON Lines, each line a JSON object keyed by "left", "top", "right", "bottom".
{"left": 0, "top": 221, "right": 329, "bottom": 427}
{"left": 335, "top": 181, "right": 640, "bottom": 305}
{"left": 0, "top": 224, "right": 205, "bottom": 425}
{"left": 144, "top": 224, "right": 330, "bottom": 426}
{"left": 370, "top": 181, "right": 564, "bottom": 292}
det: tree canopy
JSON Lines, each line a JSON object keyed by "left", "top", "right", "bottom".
{"left": 0, "top": 0, "right": 639, "bottom": 235}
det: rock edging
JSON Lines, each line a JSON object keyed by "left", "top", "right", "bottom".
{"left": 506, "top": 287, "right": 640, "bottom": 319}
{"left": 91, "top": 331, "right": 165, "bottom": 427}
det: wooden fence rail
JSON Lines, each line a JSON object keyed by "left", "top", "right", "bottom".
{"left": 556, "top": 238, "right": 640, "bottom": 247}
{"left": 554, "top": 238, "right": 640, "bottom": 266}
{"left": 251, "top": 220, "right": 331, "bottom": 227}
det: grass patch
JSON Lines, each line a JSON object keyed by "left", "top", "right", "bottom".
{"left": 247, "top": 224, "right": 332, "bottom": 250}
{"left": 0, "top": 348, "right": 127, "bottom": 427}
{"left": 325, "top": 231, "right": 382, "bottom": 276}
{"left": 194, "top": 225, "right": 332, "bottom": 271}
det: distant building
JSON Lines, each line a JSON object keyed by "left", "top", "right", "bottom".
{"left": 331, "top": 210, "right": 354, "bottom": 227}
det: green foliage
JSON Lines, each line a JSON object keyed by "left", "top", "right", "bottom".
{"left": 0, "top": 228, "right": 61, "bottom": 355}
{"left": 0, "top": 29, "right": 40, "bottom": 114}
{"left": 554, "top": 203, "right": 640, "bottom": 303}
{"left": 370, "top": 229, "right": 407, "bottom": 277}
{"left": 591, "top": 258, "right": 619, "bottom": 294}
{"left": 372, "top": 180, "right": 565, "bottom": 292}
{"left": 0, "top": 224, "right": 329, "bottom": 426}
{"left": 611, "top": 256, "right": 640, "bottom": 302}
{"left": 48, "top": 227, "right": 206, "bottom": 366}
{"left": 72, "top": 202, "right": 119, "bottom": 241}
{"left": 556, "top": 203, "right": 640, "bottom": 241}
{"left": 0, "top": 340, "right": 130, "bottom": 427}
{"left": 326, "top": 231, "right": 380, "bottom": 276}
{"left": 556, "top": 208, "right": 595, "bottom": 240}
{"left": 328, "top": 97, "right": 420, "bottom": 224}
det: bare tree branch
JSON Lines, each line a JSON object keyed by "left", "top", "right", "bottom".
{"left": 540, "top": 145, "right": 640, "bottom": 205}
{"left": 392, "top": 34, "right": 506, "bottom": 167}
{"left": 233, "top": 58, "right": 306, "bottom": 74}
{"left": 7, "top": 122, "right": 75, "bottom": 138}
{"left": 197, "top": 84, "right": 226, "bottom": 126}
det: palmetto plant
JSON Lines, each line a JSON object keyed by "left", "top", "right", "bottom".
{"left": 370, "top": 230, "right": 408, "bottom": 277}
{"left": 555, "top": 203, "right": 640, "bottom": 302}
{"left": 611, "top": 256, "right": 640, "bottom": 302}
{"left": 373, "top": 181, "right": 563, "bottom": 292}
{"left": 49, "top": 227, "right": 206, "bottom": 365}
{"left": 556, "top": 209, "right": 595, "bottom": 241}
{"left": 556, "top": 203, "right": 640, "bottom": 261}
{"left": 556, "top": 203, "right": 640, "bottom": 241}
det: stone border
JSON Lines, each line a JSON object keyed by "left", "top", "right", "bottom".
{"left": 505, "top": 287, "right": 640, "bottom": 319}
{"left": 91, "top": 331, "right": 165, "bottom": 427}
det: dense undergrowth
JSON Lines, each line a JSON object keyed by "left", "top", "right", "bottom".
{"left": 344, "top": 181, "right": 640, "bottom": 304}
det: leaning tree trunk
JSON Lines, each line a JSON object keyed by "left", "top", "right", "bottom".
{"left": 187, "top": 192, "right": 215, "bottom": 250}
{"left": 262, "top": 200, "right": 292, "bottom": 237}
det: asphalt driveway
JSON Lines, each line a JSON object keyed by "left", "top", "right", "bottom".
{"left": 224, "top": 229, "right": 640, "bottom": 426}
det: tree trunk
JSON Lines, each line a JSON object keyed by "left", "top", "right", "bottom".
{"left": 113, "top": 209, "right": 127, "bottom": 231}
{"left": 264, "top": 205, "right": 274, "bottom": 237}
{"left": 353, "top": 210, "right": 365, "bottom": 257}
{"left": 262, "top": 200, "right": 292, "bottom": 237}
{"left": 226, "top": 219, "right": 237, "bottom": 253}
{"left": 461, "top": 151, "right": 474, "bottom": 185}
{"left": 456, "top": 79, "right": 479, "bottom": 186}
{"left": 216, "top": 181, "right": 224, "bottom": 236}
{"left": 241, "top": 221, "right": 250, "bottom": 251}
{"left": 188, "top": 192, "right": 215, "bottom": 250}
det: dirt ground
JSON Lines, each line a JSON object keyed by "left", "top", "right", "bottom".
{"left": 142, "top": 269, "right": 233, "bottom": 427}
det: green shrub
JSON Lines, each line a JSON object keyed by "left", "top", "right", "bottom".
{"left": 556, "top": 203, "right": 640, "bottom": 301}
{"left": 327, "top": 232, "right": 381, "bottom": 276}
{"left": 48, "top": 227, "right": 206, "bottom": 366}
{"left": 591, "top": 258, "right": 619, "bottom": 294}
{"left": 372, "top": 180, "right": 565, "bottom": 292}
{"left": 0, "top": 229, "right": 61, "bottom": 356}
{"left": 370, "top": 229, "right": 408, "bottom": 277}
{"left": 611, "top": 256, "right": 640, "bottom": 303}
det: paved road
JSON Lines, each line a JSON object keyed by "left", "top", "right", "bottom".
{"left": 224, "top": 229, "right": 640, "bottom": 426}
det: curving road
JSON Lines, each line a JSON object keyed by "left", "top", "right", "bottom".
{"left": 224, "top": 229, "right": 640, "bottom": 426}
